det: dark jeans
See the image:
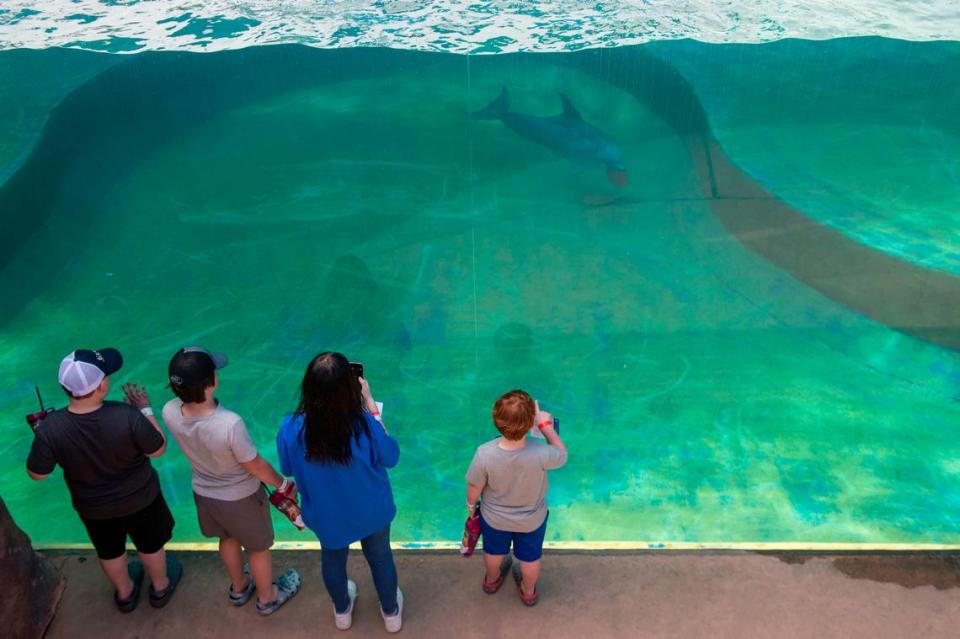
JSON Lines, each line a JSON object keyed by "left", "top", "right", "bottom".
{"left": 321, "top": 524, "right": 398, "bottom": 615}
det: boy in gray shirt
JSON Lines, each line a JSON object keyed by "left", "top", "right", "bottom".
{"left": 465, "top": 390, "right": 567, "bottom": 606}
{"left": 154, "top": 347, "right": 301, "bottom": 615}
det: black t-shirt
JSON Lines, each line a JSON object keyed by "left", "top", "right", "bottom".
{"left": 27, "top": 401, "right": 164, "bottom": 520}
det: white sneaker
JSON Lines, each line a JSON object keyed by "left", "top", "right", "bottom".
{"left": 381, "top": 587, "right": 403, "bottom": 633}
{"left": 334, "top": 580, "right": 358, "bottom": 630}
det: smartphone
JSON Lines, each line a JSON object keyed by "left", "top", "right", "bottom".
{"left": 349, "top": 361, "right": 364, "bottom": 379}
{"left": 530, "top": 416, "right": 560, "bottom": 439}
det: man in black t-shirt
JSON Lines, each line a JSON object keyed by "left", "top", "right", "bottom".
{"left": 27, "top": 348, "right": 183, "bottom": 612}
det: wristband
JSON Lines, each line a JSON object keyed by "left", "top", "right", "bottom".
{"left": 536, "top": 420, "right": 551, "bottom": 430}
{"left": 467, "top": 501, "right": 477, "bottom": 511}
{"left": 140, "top": 407, "right": 154, "bottom": 417}
{"left": 279, "top": 478, "right": 290, "bottom": 493}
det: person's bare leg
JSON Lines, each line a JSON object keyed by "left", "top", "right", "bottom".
{"left": 248, "top": 549, "right": 278, "bottom": 605}
{"left": 483, "top": 553, "right": 507, "bottom": 584}
{"left": 99, "top": 555, "right": 134, "bottom": 599}
{"left": 219, "top": 538, "right": 248, "bottom": 593}
{"left": 138, "top": 548, "right": 170, "bottom": 592}
{"left": 518, "top": 559, "right": 540, "bottom": 596}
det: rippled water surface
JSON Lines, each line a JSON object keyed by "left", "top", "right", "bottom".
{"left": 2, "top": 1, "right": 959, "bottom": 53}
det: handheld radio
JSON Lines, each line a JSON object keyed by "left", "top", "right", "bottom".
{"left": 25, "top": 386, "right": 54, "bottom": 431}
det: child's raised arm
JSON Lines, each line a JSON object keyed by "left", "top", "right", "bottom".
{"left": 535, "top": 403, "right": 567, "bottom": 456}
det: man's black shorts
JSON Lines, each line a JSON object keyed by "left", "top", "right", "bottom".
{"left": 80, "top": 492, "right": 175, "bottom": 560}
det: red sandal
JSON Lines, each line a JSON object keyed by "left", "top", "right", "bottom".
{"left": 482, "top": 556, "right": 513, "bottom": 594}
{"left": 512, "top": 563, "right": 539, "bottom": 606}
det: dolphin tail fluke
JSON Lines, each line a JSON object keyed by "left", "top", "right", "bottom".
{"left": 471, "top": 87, "right": 509, "bottom": 120}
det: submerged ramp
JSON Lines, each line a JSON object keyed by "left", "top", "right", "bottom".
{"left": 565, "top": 45, "right": 960, "bottom": 352}
{"left": 689, "top": 138, "right": 960, "bottom": 351}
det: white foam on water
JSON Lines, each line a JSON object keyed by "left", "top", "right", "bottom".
{"left": 1, "top": 1, "right": 958, "bottom": 54}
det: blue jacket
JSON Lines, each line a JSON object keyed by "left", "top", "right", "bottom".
{"left": 277, "top": 411, "right": 399, "bottom": 548}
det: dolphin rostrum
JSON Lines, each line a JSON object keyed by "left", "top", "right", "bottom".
{"left": 471, "top": 87, "right": 628, "bottom": 187}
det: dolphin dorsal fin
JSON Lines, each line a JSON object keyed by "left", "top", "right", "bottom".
{"left": 559, "top": 93, "right": 582, "bottom": 120}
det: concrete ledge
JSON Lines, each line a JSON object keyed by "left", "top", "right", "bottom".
{"left": 35, "top": 541, "right": 960, "bottom": 551}
{"left": 42, "top": 550, "right": 960, "bottom": 638}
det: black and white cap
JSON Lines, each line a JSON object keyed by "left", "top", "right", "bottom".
{"left": 168, "top": 346, "right": 228, "bottom": 388}
{"left": 59, "top": 348, "right": 123, "bottom": 396}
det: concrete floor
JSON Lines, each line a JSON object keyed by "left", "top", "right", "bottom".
{"left": 42, "top": 551, "right": 960, "bottom": 638}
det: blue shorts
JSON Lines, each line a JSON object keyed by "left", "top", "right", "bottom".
{"left": 479, "top": 511, "right": 548, "bottom": 562}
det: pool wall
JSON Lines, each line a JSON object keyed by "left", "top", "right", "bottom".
{"left": 4, "top": 39, "right": 960, "bottom": 548}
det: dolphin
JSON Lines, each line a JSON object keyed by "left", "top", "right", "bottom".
{"left": 471, "top": 88, "right": 628, "bottom": 187}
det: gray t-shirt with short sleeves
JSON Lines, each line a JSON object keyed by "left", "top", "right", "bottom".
{"left": 465, "top": 437, "right": 567, "bottom": 533}
{"left": 162, "top": 399, "right": 261, "bottom": 501}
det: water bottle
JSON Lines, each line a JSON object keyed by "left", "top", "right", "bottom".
{"left": 266, "top": 483, "right": 306, "bottom": 530}
{"left": 460, "top": 504, "right": 481, "bottom": 557}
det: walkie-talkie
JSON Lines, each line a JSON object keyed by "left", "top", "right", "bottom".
{"left": 25, "top": 386, "right": 54, "bottom": 431}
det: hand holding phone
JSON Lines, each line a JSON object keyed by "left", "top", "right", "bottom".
{"left": 534, "top": 400, "right": 552, "bottom": 431}
{"left": 358, "top": 375, "right": 380, "bottom": 418}
{"left": 349, "top": 361, "right": 364, "bottom": 379}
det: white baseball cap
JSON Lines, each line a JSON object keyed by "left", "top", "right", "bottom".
{"left": 59, "top": 348, "right": 123, "bottom": 396}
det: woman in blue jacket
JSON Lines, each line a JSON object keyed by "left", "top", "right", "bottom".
{"left": 277, "top": 352, "right": 402, "bottom": 633}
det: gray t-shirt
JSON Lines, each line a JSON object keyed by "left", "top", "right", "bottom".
{"left": 162, "top": 399, "right": 261, "bottom": 501}
{"left": 465, "top": 438, "right": 567, "bottom": 533}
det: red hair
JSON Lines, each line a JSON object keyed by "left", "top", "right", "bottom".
{"left": 492, "top": 390, "right": 535, "bottom": 441}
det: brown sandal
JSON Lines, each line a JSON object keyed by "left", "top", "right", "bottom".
{"left": 482, "top": 556, "right": 513, "bottom": 594}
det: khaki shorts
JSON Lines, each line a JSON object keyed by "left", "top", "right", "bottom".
{"left": 194, "top": 487, "right": 275, "bottom": 552}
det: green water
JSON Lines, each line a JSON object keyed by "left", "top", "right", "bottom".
{"left": 3, "top": 40, "right": 960, "bottom": 545}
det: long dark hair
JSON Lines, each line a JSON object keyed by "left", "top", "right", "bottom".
{"left": 296, "top": 352, "right": 369, "bottom": 464}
